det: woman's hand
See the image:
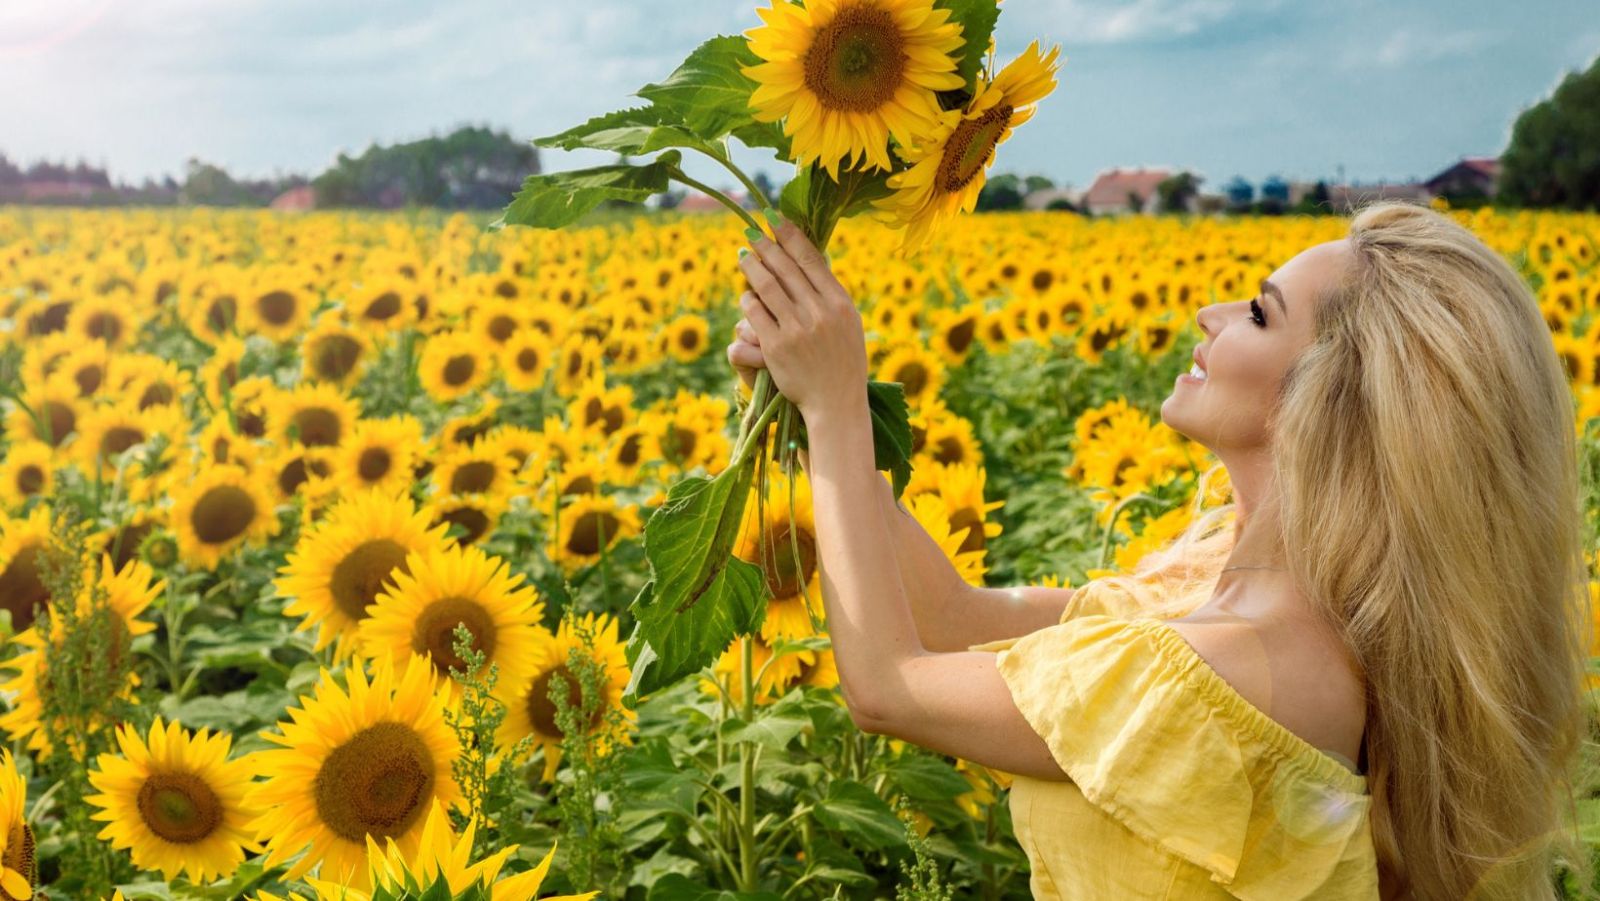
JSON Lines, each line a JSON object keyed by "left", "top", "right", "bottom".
{"left": 734, "top": 217, "right": 868, "bottom": 422}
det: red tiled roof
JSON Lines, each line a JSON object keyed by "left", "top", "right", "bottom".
{"left": 269, "top": 185, "right": 316, "bottom": 211}
{"left": 1460, "top": 157, "right": 1500, "bottom": 177}
{"left": 1083, "top": 168, "right": 1171, "bottom": 208}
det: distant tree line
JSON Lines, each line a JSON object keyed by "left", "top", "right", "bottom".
{"left": 0, "top": 125, "right": 540, "bottom": 209}
{"left": 1499, "top": 54, "right": 1599, "bottom": 210}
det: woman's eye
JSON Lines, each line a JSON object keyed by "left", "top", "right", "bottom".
{"left": 1249, "top": 298, "right": 1267, "bottom": 327}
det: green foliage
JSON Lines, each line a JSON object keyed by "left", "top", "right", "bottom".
{"left": 935, "top": 0, "right": 1002, "bottom": 94}
{"left": 636, "top": 36, "right": 774, "bottom": 144}
{"left": 495, "top": 151, "right": 684, "bottom": 231}
{"left": 894, "top": 797, "right": 955, "bottom": 901}
{"left": 442, "top": 623, "right": 532, "bottom": 857}
{"left": 624, "top": 452, "right": 769, "bottom": 703}
{"left": 1500, "top": 56, "right": 1600, "bottom": 210}
{"left": 312, "top": 125, "right": 542, "bottom": 210}
{"left": 33, "top": 504, "right": 141, "bottom": 896}
{"left": 550, "top": 614, "right": 631, "bottom": 896}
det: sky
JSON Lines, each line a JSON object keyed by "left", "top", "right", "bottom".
{"left": 2, "top": 0, "right": 1597, "bottom": 194}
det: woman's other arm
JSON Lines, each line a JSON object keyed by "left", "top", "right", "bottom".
{"left": 793, "top": 444, "right": 1075, "bottom": 651}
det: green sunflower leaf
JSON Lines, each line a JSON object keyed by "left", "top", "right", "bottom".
{"left": 623, "top": 457, "right": 768, "bottom": 704}
{"left": 493, "top": 150, "right": 682, "bottom": 230}
{"left": 646, "top": 873, "right": 784, "bottom": 901}
{"left": 937, "top": 0, "right": 1002, "bottom": 93}
{"left": 814, "top": 780, "right": 911, "bottom": 850}
{"left": 536, "top": 106, "right": 734, "bottom": 163}
{"left": 637, "top": 35, "right": 766, "bottom": 141}
{"left": 867, "top": 380, "right": 915, "bottom": 501}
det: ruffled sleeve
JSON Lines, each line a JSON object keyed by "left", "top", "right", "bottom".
{"left": 973, "top": 613, "right": 1378, "bottom": 900}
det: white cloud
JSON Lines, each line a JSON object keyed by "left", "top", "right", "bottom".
{"left": 1342, "top": 28, "right": 1499, "bottom": 70}
{"left": 1018, "top": 0, "right": 1248, "bottom": 44}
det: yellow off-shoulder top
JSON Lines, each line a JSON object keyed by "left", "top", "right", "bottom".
{"left": 968, "top": 576, "right": 1380, "bottom": 900}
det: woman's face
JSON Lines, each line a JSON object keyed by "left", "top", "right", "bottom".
{"left": 1160, "top": 238, "right": 1353, "bottom": 453}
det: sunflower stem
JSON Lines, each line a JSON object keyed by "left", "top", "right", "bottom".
{"left": 738, "top": 633, "right": 758, "bottom": 890}
{"left": 734, "top": 393, "right": 787, "bottom": 470}
{"left": 713, "top": 145, "right": 775, "bottom": 212}
{"left": 669, "top": 168, "right": 764, "bottom": 233}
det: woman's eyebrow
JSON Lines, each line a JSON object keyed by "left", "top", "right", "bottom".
{"left": 1262, "top": 279, "right": 1287, "bottom": 320}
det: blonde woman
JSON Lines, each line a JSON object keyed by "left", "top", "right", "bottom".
{"left": 727, "top": 202, "right": 1593, "bottom": 900}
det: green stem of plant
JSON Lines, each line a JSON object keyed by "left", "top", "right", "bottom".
{"left": 714, "top": 145, "right": 775, "bottom": 212}
{"left": 1097, "top": 492, "right": 1169, "bottom": 569}
{"left": 734, "top": 393, "right": 787, "bottom": 469}
{"left": 738, "top": 634, "right": 758, "bottom": 890}
{"left": 670, "top": 168, "right": 763, "bottom": 233}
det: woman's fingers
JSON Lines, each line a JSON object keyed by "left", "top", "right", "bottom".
{"left": 769, "top": 219, "right": 846, "bottom": 308}
{"left": 739, "top": 290, "right": 778, "bottom": 339}
{"left": 735, "top": 318, "right": 760, "bottom": 345}
{"left": 738, "top": 251, "right": 806, "bottom": 330}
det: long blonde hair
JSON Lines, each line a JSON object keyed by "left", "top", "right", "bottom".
{"left": 1102, "top": 202, "right": 1595, "bottom": 899}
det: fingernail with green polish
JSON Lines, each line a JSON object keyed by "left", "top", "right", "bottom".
{"left": 745, "top": 226, "right": 764, "bottom": 243}
{"left": 738, "top": 247, "right": 749, "bottom": 259}
{"left": 763, "top": 208, "right": 783, "bottom": 228}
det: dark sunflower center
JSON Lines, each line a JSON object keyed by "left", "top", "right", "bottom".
{"left": 664, "top": 425, "right": 698, "bottom": 463}
{"left": 677, "top": 328, "right": 700, "bottom": 351}
{"left": 357, "top": 447, "right": 393, "bottom": 483}
{"left": 313, "top": 722, "right": 434, "bottom": 843}
{"left": 104, "top": 522, "right": 155, "bottom": 571}
{"left": 39, "top": 401, "right": 76, "bottom": 448}
{"left": 0, "top": 544, "right": 48, "bottom": 631}
{"left": 949, "top": 507, "right": 985, "bottom": 554}
{"left": 206, "top": 295, "right": 238, "bottom": 333}
{"left": 946, "top": 317, "right": 976, "bottom": 354}
{"left": 139, "top": 382, "right": 175, "bottom": 409}
{"left": 526, "top": 663, "right": 604, "bottom": 737}
{"left": 329, "top": 539, "right": 411, "bottom": 623}
{"left": 190, "top": 485, "right": 257, "bottom": 545}
{"left": 893, "top": 361, "right": 928, "bottom": 398}
{"left": 412, "top": 597, "right": 498, "bottom": 676}
{"left": 933, "top": 436, "right": 966, "bottom": 465}
{"left": 488, "top": 315, "right": 517, "bottom": 342}
{"left": 74, "top": 364, "right": 104, "bottom": 396}
{"left": 759, "top": 525, "right": 818, "bottom": 599}
{"left": 364, "top": 292, "right": 402, "bottom": 321}
{"left": 15, "top": 465, "right": 45, "bottom": 497}
{"left": 448, "top": 461, "right": 497, "bottom": 494}
{"left": 565, "top": 511, "right": 619, "bottom": 557}
{"left": 0, "top": 820, "right": 34, "bottom": 899}
{"left": 616, "top": 433, "right": 643, "bottom": 467}
{"left": 583, "top": 399, "right": 624, "bottom": 435}
{"left": 515, "top": 347, "right": 543, "bottom": 374}
{"left": 100, "top": 425, "right": 146, "bottom": 458}
{"left": 804, "top": 6, "right": 907, "bottom": 112}
{"left": 291, "top": 408, "right": 342, "bottom": 447}
{"left": 257, "top": 290, "right": 298, "bottom": 325}
{"left": 436, "top": 507, "right": 491, "bottom": 546}
{"left": 136, "top": 771, "right": 223, "bottom": 844}
{"left": 313, "top": 335, "right": 362, "bottom": 381}
{"left": 442, "top": 355, "right": 477, "bottom": 387}
{"left": 937, "top": 104, "right": 1014, "bottom": 194}
{"left": 85, "top": 312, "right": 123, "bottom": 343}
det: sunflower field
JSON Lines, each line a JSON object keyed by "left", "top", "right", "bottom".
{"left": 2, "top": 202, "right": 1600, "bottom": 900}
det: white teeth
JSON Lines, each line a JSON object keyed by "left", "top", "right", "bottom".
{"left": 1189, "top": 363, "right": 1207, "bottom": 380}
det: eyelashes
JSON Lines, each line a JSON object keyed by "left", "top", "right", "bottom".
{"left": 1249, "top": 298, "right": 1267, "bottom": 327}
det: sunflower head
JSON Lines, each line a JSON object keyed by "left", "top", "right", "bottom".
{"left": 744, "top": 0, "right": 969, "bottom": 179}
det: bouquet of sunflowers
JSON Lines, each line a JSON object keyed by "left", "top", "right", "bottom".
{"left": 497, "top": 0, "right": 1060, "bottom": 703}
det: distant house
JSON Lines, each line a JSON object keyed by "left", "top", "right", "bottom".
{"left": 1424, "top": 156, "right": 1500, "bottom": 199}
{"left": 1328, "top": 182, "right": 1433, "bottom": 214}
{"left": 1082, "top": 168, "right": 1171, "bottom": 215}
{"left": 270, "top": 185, "right": 317, "bottom": 212}
{"left": 18, "top": 181, "right": 96, "bottom": 202}
{"left": 676, "top": 190, "right": 750, "bottom": 213}
{"left": 1022, "top": 187, "right": 1083, "bottom": 211}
